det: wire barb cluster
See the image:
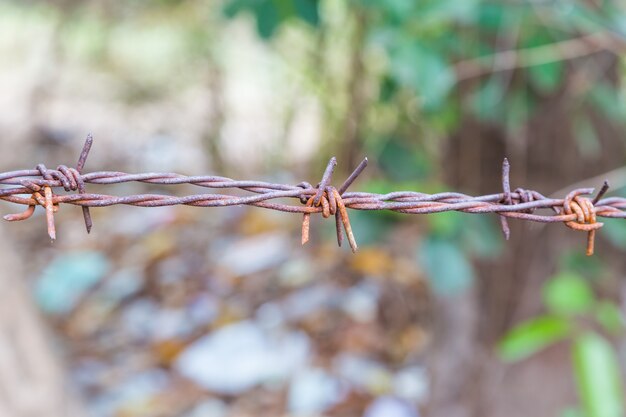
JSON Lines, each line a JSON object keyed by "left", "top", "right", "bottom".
{"left": 1, "top": 136, "right": 625, "bottom": 255}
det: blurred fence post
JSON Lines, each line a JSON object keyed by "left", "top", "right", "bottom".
{"left": 0, "top": 223, "right": 83, "bottom": 417}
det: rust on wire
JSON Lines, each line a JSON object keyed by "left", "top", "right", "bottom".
{"left": 500, "top": 157, "right": 512, "bottom": 240}
{"left": 1, "top": 136, "right": 626, "bottom": 255}
{"left": 296, "top": 157, "right": 361, "bottom": 253}
{"left": 75, "top": 133, "right": 94, "bottom": 234}
{"left": 561, "top": 189, "right": 603, "bottom": 256}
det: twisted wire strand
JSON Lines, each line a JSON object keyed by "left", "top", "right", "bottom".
{"left": 1, "top": 136, "right": 625, "bottom": 255}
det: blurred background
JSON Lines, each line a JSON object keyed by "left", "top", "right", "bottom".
{"left": 0, "top": 1, "right": 626, "bottom": 416}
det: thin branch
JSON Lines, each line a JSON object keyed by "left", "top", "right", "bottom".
{"left": 454, "top": 32, "right": 626, "bottom": 82}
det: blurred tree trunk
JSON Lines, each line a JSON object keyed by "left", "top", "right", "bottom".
{"left": 428, "top": 55, "right": 626, "bottom": 417}
{"left": 0, "top": 223, "right": 83, "bottom": 417}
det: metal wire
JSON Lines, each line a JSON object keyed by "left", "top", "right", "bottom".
{"left": 1, "top": 136, "right": 625, "bottom": 255}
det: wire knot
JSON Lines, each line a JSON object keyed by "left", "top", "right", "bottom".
{"left": 513, "top": 188, "right": 537, "bottom": 214}
{"left": 499, "top": 157, "right": 542, "bottom": 242}
{"left": 299, "top": 157, "right": 368, "bottom": 253}
{"left": 2, "top": 134, "right": 94, "bottom": 240}
{"left": 562, "top": 190, "right": 604, "bottom": 256}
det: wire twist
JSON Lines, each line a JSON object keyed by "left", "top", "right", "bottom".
{"left": 1, "top": 136, "right": 625, "bottom": 255}
{"left": 4, "top": 135, "right": 93, "bottom": 240}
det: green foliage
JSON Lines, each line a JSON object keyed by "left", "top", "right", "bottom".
{"left": 529, "top": 61, "right": 563, "bottom": 94}
{"left": 542, "top": 272, "right": 593, "bottom": 316}
{"left": 223, "top": 0, "right": 319, "bottom": 38}
{"left": 499, "top": 316, "right": 571, "bottom": 362}
{"left": 221, "top": 0, "right": 626, "bottom": 154}
{"left": 500, "top": 272, "right": 626, "bottom": 416}
{"left": 573, "top": 333, "right": 624, "bottom": 417}
{"left": 386, "top": 41, "right": 454, "bottom": 110}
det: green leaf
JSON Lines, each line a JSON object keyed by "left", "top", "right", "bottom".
{"left": 255, "top": 1, "right": 283, "bottom": 39}
{"left": 223, "top": 0, "right": 319, "bottom": 39}
{"left": 543, "top": 272, "right": 594, "bottom": 316}
{"left": 573, "top": 333, "right": 624, "bottom": 417}
{"left": 595, "top": 302, "right": 624, "bottom": 334}
{"left": 293, "top": 0, "right": 319, "bottom": 26}
{"left": 417, "top": 237, "right": 474, "bottom": 296}
{"left": 477, "top": 3, "right": 506, "bottom": 31}
{"left": 378, "top": 76, "right": 398, "bottom": 102}
{"left": 529, "top": 61, "right": 563, "bottom": 93}
{"left": 223, "top": 0, "right": 250, "bottom": 18}
{"left": 499, "top": 316, "right": 571, "bottom": 362}
{"left": 222, "top": 0, "right": 283, "bottom": 38}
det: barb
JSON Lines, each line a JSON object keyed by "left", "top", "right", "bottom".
{"left": 1, "top": 137, "right": 626, "bottom": 255}
{"left": 500, "top": 157, "right": 512, "bottom": 240}
{"left": 76, "top": 134, "right": 94, "bottom": 234}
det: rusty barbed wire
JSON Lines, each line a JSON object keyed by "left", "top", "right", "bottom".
{"left": 1, "top": 136, "right": 625, "bottom": 255}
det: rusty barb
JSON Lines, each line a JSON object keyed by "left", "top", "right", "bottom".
{"left": 1, "top": 136, "right": 625, "bottom": 255}
{"left": 298, "top": 156, "right": 367, "bottom": 252}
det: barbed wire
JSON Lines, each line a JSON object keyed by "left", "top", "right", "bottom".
{"left": 1, "top": 136, "right": 625, "bottom": 255}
